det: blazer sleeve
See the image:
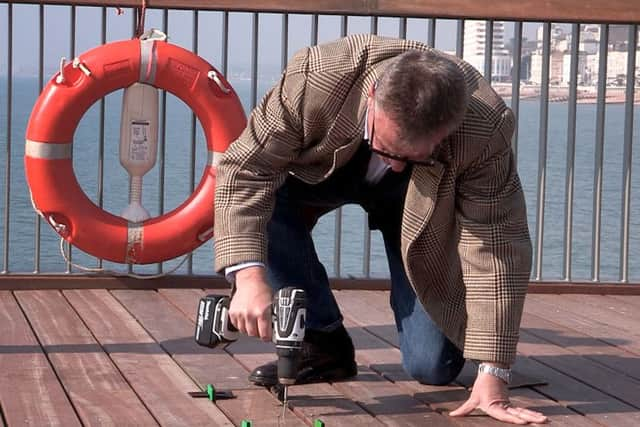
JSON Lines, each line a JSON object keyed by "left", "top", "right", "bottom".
{"left": 455, "top": 108, "right": 532, "bottom": 365}
{"left": 214, "top": 48, "right": 310, "bottom": 272}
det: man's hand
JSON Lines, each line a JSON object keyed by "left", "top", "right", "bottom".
{"left": 449, "top": 369, "right": 548, "bottom": 424}
{"left": 228, "top": 266, "right": 273, "bottom": 341}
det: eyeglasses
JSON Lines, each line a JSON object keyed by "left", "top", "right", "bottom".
{"left": 366, "top": 106, "right": 435, "bottom": 167}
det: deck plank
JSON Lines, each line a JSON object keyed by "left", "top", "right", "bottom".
{"left": 609, "top": 295, "right": 640, "bottom": 308}
{"left": 332, "top": 365, "right": 454, "bottom": 426}
{"left": 63, "top": 289, "right": 233, "bottom": 426}
{"left": 520, "top": 310, "right": 640, "bottom": 380}
{"left": 517, "top": 329, "right": 640, "bottom": 408}
{"left": 337, "top": 291, "right": 516, "bottom": 426}
{"left": 0, "top": 291, "right": 81, "bottom": 427}
{"left": 524, "top": 295, "right": 640, "bottom": 355}
{"left": 226, "top": 332, "right": 382, "bottom": 425}
{"left": 545, "top": 294, "right": 640, "bottom": 338}
{"left": 169, "top": 289, "right": 392, "bottom": 425}
{"left": 335, "top": 289, "right": 614, "bottom": 426}
{"left": 113, "top": 289, "right": 303, "bottom": 427}
{"left": 14, "top": 290, "right": 157, "bottom": 426}
{"left": 287, "top": 381, "right": 385, "bottom": 426}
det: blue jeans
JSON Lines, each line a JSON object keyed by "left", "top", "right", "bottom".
{"left": 266, "top": 148, "right": 465, "bottom": 385}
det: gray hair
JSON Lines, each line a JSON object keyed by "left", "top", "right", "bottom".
{"left": 375, "top": 49, "right": 469, "bottom": 143}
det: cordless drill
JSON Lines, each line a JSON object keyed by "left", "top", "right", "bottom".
{"left": 272, "top": 286, "right": 306, "bottom": 400}
{"left": 194, "top": 287, "right": 306, "bottom": 400}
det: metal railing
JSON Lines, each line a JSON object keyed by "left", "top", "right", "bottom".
{"left": 1, "top": 1, "right": 639, "bottom": 286}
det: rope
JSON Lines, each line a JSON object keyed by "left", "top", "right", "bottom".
{"left": 58, "top": 237, "right": 192, "bottom": 280}
{"left": 135, "top": 0, "right": 148, "bottom": 38}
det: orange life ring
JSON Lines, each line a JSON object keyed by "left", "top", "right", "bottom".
{"left": 24, "top": 36, "right": 246, "bottom": 264}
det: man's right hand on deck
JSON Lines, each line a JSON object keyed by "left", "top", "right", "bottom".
{"left": 228, "top": 266, "right": 273, "bottom": 341}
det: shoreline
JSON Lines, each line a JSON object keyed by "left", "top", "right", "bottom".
{"left": 494, "top": 84, "right": 640, "bottom": 104}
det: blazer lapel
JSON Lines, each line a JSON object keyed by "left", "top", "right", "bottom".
{"left": 401, "top": 161, "right": 445, "bottom": 255}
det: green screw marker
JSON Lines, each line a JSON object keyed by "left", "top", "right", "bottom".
{"left": 241, "top": 420, "right": 252, "bottom": 427}
{"left": 314, "top": 419, "right": 325, "bottom": 427}
{"left": 206, "top": 383, "right": 215, "bottom": 401}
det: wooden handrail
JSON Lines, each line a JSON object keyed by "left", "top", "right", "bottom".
{"left": 4, "top": 0, "right": 640, "bottom": 24}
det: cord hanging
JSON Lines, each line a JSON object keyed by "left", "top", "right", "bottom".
{"left": 135, "top": 0, "right": 148, "bottom": 38}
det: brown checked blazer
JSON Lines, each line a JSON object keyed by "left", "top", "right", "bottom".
{"left": 214, "top": 34, "right": 532, "bottom": 365}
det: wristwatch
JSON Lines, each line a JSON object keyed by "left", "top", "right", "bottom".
{"left": 478, "top": 363, "right": 512, "bottom": 384}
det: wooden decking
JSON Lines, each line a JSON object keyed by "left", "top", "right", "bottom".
{"left": 0, "top": 289, "right": 639, "bottom": 426}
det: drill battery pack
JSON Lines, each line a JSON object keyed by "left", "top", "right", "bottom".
{"left": 194, "top": 295, "right": 238, "bottom": 348}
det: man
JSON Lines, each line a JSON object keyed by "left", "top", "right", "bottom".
{"left": 214, "top": 34, "right": 546, "bottom": 424}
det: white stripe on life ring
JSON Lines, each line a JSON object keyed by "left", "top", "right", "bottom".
{"left": 208, "top": 150, "right": 224, "bottom": 167}
{"left": 139, "top": 38, "right": 158, "bottom": 84}
{"left": 126, "top": 222, "right": 144, "bottom": 263}
{"left": 25, "top": 140, "right": 72, "bottom": 159}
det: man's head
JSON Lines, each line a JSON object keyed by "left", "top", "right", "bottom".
{"left": 367, "top": 49, "right": 468, "bottom": 171}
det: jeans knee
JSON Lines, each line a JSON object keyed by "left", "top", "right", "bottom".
{"left": 402, "top": 355, "right": 464, "bottom": 386}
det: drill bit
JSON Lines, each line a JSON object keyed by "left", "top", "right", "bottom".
{"left": 281, "top": 385, "right": 288, "bottom": 422}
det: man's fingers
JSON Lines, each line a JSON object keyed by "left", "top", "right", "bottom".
{"left": 485, "top": 402, "right": 528, "bottom": 425}
{"left": 229, "top": 314, "right": 246, "bottom": 335}
{"left": 257, "top": 311, "right": 273, "bottom": 341}
{"left": 449, "top": 398, "right": 477, "bottom": 417}
{"left": 506, "top": 406, "right": 549, "bottom": 424}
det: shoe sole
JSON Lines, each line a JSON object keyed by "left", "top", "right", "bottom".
{"left": 249, "top": 361, "right": 357, "bottom": 387}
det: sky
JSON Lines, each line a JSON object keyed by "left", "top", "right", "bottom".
{"left": 0, "top": 4, "right": 541, "bottom": 77}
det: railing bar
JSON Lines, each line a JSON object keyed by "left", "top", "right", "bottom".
{"left": 221, "top": 11, "right": 228, "bottom": 76}
{"left": 131, "top": 4, "right": 136, "bottom": 36}
{"left": 250, "top": 12, "right": 258, "bottom": 109}
{"left": 427, "top": 18, "right": 435, "bottom": 47}
{"left": 281, "top": 13, "right": 288, "bottom": 70}
{"left": 619, "top": 25, "right": 637, "bottom": 283}
{"left": 511, "top": 21, "right": 522, "bottom": 161}
{"left": 591, "top": 24, "right": 608, "bottom": 282}
{"left": 311, "top": 14, "right": 318, "bottom": 46}
{"left": 563, "top": 23, "right": 580, "bottom": 282}
{"left": 365, "top": 13, "right": 377, "bottom": 276}
{"left": 455, "top": 19, "right": 464, "bottom": 58}
{"left": 484, "top": 20, "right": 493, "bottom": 81}
{"left": 34, "top": 3, "right": 45, "bottom": 273}
{"left": 157, "top": 8, "right": 169, "bottom": 274}
{"left": 2, "top": 3, "right": 12, "bottom": 273}
{"left": 187, "top": 9, "right": 199, "bottom": 274}
{"left": 534, "top": 22, "right": 551, "bottom": 281}
{"left": 65, "top": 4, "right": 77, "bottom": 273}
{"left": 333, "top": 18, "right": 349, "bottom": 277}
{"left": 97, "top": 6, "right": 106, "bottom": 270}
{"left": 128, "top": 6, "right": 136, "bottom": 275}
{"left": 399, "top": 16, "right": 406, "bottom": 39}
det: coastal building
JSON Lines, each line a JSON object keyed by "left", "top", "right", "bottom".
{"left": 529, "top": 24, "right": 567, "bottom": 84}
{"left": 531, "top": 24, "right": 639, "bottom": 86}
{"left": 463, "top": 20, "right": 511, "bottom": 82}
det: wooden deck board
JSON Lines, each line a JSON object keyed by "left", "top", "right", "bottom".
{"left": 521, "top": 310, "right": 640, "bottom": 380}
{"left": 1, "top": 287, "right": 638, "bottom": 425}
{"left": 14, "top": 290, "right": 157, "bottom": 426}
{"left": 113, "top": 289, "right": 302, "bottom": 427}
{"left": 0, "top": 291, "right": 81, "bottom": 427}
{"left": 64, "top": 289, "right": 234, "bottom": 426}
{"left": 524, "top": 295, "right": 640, "bottom": 355}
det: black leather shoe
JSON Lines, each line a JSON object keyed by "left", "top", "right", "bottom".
{"left": 249, "top": 325, "right": 357, "bottom": 387}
